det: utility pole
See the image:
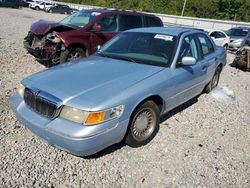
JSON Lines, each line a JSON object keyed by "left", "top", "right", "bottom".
{"left": 181, "top": 0, "right": 187, "bottom": 16}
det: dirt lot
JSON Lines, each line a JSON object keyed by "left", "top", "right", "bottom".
{"left": 0, "top": 7, "right": 250, "bottom": 188}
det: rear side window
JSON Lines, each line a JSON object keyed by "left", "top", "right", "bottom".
{"left": 119, "top": 15, "right": 142, "bottom": 31}
{"left": 198, "top": 34, "right": 214, "bottom": 56}
{"left": 144, "top": 16, "right": 162, "bottom": 27}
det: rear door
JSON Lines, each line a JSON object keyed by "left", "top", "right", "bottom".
{"left": 89, "top": 14, "right": 118, "bottom": 53}
{"left": 197, "top": 33, "right": 217, "bottom": 83}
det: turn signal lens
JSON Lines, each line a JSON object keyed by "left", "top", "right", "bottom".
{"left": 17, "top": 84, "right": 25, "bottom": 97}
{"left": 85, "top": 112, "right": 105, "bottom": 125}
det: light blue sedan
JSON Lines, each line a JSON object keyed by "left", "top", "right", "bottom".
{"left": 10, "top": 27, "right": 226, "bottom": 156}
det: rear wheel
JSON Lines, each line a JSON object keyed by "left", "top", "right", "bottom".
{"left": 204, "top": 67, "right": 221, "bottom": 93}
{"left": 35, "top": 6, "right": 39, "bottom": 10}
{"left": 49, "top": 9, "right": 52, "bottom": 13}
{"left": 125, "top": 101, "right": 160, "bottom": 147}
{"left": 60, "top": 47, "right": 86, "bottom": 64}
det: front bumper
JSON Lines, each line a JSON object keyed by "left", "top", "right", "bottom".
{"left": 23, "top": 40, "right": 59, "bottom": 67}
{"left": 228, "top": 42, "right": 243, "bottom": 51}
{"left": 10, "top": 93, "right": 129, "bottom": 156}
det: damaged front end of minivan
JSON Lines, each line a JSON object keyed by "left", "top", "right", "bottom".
{"left": 23, "top": 19, "right": 76, "bottom": 67}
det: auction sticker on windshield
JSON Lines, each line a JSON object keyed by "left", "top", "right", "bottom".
{"left": 154, "top": 34, "right": 173, "bottom": 41}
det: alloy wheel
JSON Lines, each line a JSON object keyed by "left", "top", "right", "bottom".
{"left": 68, "top": 51, "right": 81, "bottom": 61}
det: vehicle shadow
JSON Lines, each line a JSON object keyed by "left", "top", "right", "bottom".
{"left": 83, "top": 95, "right": 200, "bottom": 159}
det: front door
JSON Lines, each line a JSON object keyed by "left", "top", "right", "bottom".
{"left": 172, "top": 34, "right": 207, "bottom": 107}
{"left": 90, "top": 15, "right": 119, "bottom": 54}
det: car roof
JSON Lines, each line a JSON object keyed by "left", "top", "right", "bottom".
{"left": 230, "top": 27, "right": 250, "bottom": 30}
{"left": 124, "top": 27, "right": 196, "bottom": 36}
{"left": 79, "top": 8, "right": 156, "bottom": 17}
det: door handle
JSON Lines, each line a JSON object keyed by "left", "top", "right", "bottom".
{"left": 202, "top": 65, "right": 207, "bottom": 71}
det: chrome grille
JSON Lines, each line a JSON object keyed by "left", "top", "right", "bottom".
{"left": 24, "top": 88, "right": 58, "bottom": 119}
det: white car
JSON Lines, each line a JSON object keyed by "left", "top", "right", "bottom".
{"left": 30, "top": 1, "right": 54, "bottom": 10}
{"left": 29, "top": 1, "right": 42, "bottom": 9}
{"left": 205, "top": 29, "right": 230, "bottom": 48}
{"left": 45, "top": 3, "right": 56, "bottom": 11}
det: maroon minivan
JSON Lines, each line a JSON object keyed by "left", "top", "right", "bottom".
{"left": 24, "top": 9, "right": 163, "bottom": 67}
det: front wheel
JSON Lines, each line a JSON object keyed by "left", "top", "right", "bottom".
{"left": 204, "top": 67, "right": 221, "bottom": 93}
{"left": 60, "top": 47, "right": 86, "bottom": 64}
{"left": 125, "top": 101, "right": 160, "bottom": 147}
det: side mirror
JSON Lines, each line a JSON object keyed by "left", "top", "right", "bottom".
{"left": 92, "top": 24, "right": 102, "bottom": 32}
{"left": 181, "top": 57, "right": 197, "bottom": 66}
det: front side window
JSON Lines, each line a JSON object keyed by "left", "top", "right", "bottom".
{"left": 119, "top": 15, "right": 142, "bottom": 31}
{"left": 60, "top": 10, "right": 97, "bottom": 28}
{"left": 178, "top": 35, "right": 199, "bottom": 63}
{"left": 98, "top": 32, "right": 177, "bottom": 67}
{"left": 197, "top": 34, "right": 214, "bottom": 56}
{"left": 96, "top": 15, "right": 118, "bottom": 32}
{"left": 215, "top": 32, "right": 226, "bottom": 38}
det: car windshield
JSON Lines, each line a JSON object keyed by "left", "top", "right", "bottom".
{"left": 98, "top": 32, "right": 176, "bottom": 67}
{"left": 227, "top": 28, "right": 248, "bottom": 37}
{"left": 60, "top": 10, "right": 97, "bottom": 28}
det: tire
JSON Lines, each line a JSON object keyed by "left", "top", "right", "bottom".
{"left": 49, "top": 9, "right": 52, "bottom": 13}
{"left": 35, "top": 6, "right": 39, "bottom": 10}
{"left": 125, "top": 100, "right": 160, "bottom": 147}
{"left": 60, "top": 47, "right": 86, "bottom": 64}
{"left": 204, "top": 67, "right": 221, "bottom": 93}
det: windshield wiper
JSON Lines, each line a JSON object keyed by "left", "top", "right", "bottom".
{"left": 97, "top": 50, "right": 109, "bottom": 58}
{"left": 96, "top": 51, "right": 137, "bottom": 64}
{"left": 111, "top": 55, "right": 137, "bottom": 64}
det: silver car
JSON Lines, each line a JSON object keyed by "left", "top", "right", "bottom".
{"left": 227, "top": 27, "right": 250, "bottom": 51}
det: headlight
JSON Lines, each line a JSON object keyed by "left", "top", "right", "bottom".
{"left": 46, "top": 32, "right": 61, "bottom": 43}
{"left": 233, "top": 39, "right": 243, "bottom": 45}
{"left": 17, "top": 84, "right": 25, "bottom": 97}
{"left": 59, "top": 105, "right": 124, "bottom": 125}
{"left": 52, "top": 35, "right": 61, "bottom": 43}
{"left": 60, "top": 106, "right": 88, "bottom": 124}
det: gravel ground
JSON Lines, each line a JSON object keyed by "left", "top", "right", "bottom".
{"left": 0, "top": 7, "right": 250, "bottom": 188}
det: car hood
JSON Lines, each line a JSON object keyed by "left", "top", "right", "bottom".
{"left": 30, "top": 19, "right": 59, "bottom": 35}
{"left": 22, "top": 56, "right": 164, "bottom": 110}
{"left": 229, "top": 36, "right": 246, "bottom": 41}
{"left": 30, "top": 19, "right": 78, "bottom": 35}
